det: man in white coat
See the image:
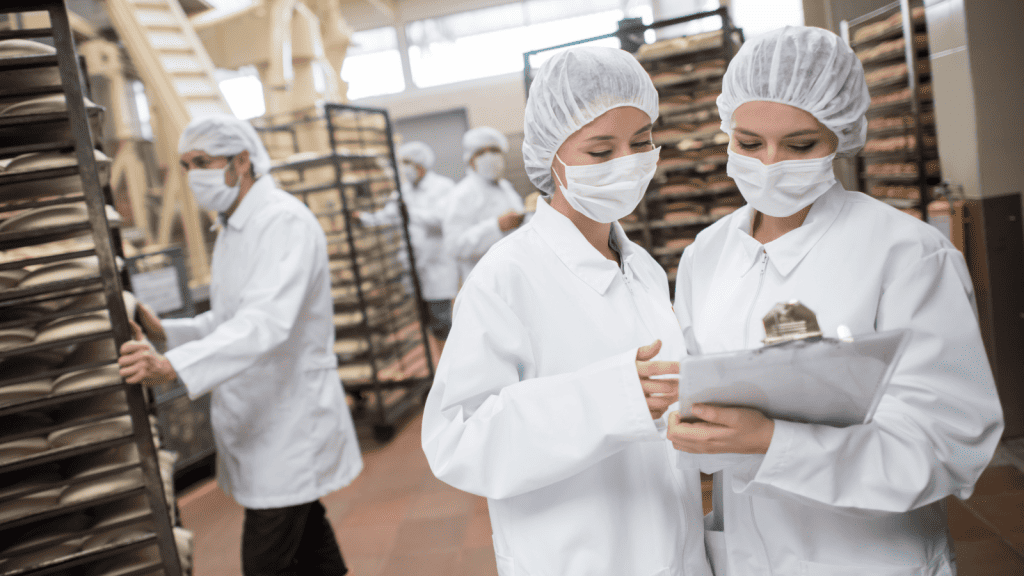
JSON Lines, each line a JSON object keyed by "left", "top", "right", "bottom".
{"left": 354, "top": 141, "right": 458, "bottom": 350}
{"left": 443, "top": 126, "right": 525, "bottom": 284}
{"left": 118, "top": 115, "right": 362, "bottom": 576}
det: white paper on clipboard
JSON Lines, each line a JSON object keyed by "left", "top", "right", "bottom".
{"left": 678, "top": 329, "right": 911, "bottom": 427}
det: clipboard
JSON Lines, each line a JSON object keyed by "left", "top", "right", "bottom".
{"left": 678, "top": 329, "right": 911, "bottom": 427}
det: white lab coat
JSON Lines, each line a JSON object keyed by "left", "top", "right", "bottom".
{"left": 423, "top": 199, "right": 711, "bottom": 576}
{"left": 359, "top": 171, "right": 459, "bottom": 301}
{"left": 443, "top": 169, "right": 524, "bottom": 284}
{"left": 163, "top": 176, "right": 363, "bottom": 509}
{"left": 673, "top": 185, "right": 1004, "bottom": 576}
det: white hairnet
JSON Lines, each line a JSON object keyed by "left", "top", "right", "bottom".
{"left": 398, "top": 141, "right": 435, "bottom": 169}
{"left": 523, "top": 45, "right": 659, "bottom": 195}
{"left": 178, "top": 114, "right": 272, "bottom": 176}
{"left": 718, "top": 26, "right": 870, "bottom": 157}
{"left": 462, "top": 127, "right": 508, "bottom": 163}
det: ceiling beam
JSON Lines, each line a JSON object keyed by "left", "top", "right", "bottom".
{"left": 363, "top": 0, "right": 396, "bottom": 19}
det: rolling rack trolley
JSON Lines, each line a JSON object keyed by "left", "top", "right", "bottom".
{"left": 524, "top": 7, "right": 744, "bottom": 292}
{"left": 0, "top": 1, "right": 187, "bottom": 575}
{"left": 254, "top": 103, "right": 436, "bottom": 442}
{"left": 842, "top": 0, "right": 939, "bottom": 221}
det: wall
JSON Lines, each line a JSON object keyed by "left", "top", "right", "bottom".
{"left": 801, "top": 0, "right": 899, "bottom": 32}
{"left": 357, "top": 72, "right": 526, "bottom": 135}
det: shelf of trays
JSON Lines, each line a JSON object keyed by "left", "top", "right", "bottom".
{"left": 629, "top": 20, "right": 743, "bottom": 288}
{"left": 845, "top": 0, "right": 938, "bottom": 221}
{"left": 0, "top": 3, "right": 187, "bottom": 575}
{"left": 258, "top": 103, "right": 436, "bottom": 441}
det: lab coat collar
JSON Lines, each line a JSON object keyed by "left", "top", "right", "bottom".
{"left": 224, "top": 175, "right": 275, "bottom": 231}
{"left": 531, "top": 198, "right": 637, "bottom": 295}
{"left": 730, "top": 183, "right": 847, "bottom": 277}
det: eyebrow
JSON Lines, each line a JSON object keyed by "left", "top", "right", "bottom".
{"left": 584, "top": 123, "right": 655, "bottom": 143}
{"left": 736, "top": 128, "right": 820, "bottom": 138}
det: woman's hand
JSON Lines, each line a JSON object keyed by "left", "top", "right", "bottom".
{"left": 667, "top": 404, "right": 775, "bottom": 454}
{"left": 635, "top": 340, "right": 679, "bottom": 419}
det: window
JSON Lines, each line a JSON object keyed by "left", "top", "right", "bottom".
{"left": 406, "top": 0, "right": 653, "bottom": 89}
{"left": 130, "top": 80, "right": 153, "bottom": 140}
{"left": 341, "top": 27, "right": 405, "bottom": 100}
{"left": 216, "top": 66, "right": 266, "bottom": 120}
{"left": 728, "top": 0, "right": 804, "bottom": 38}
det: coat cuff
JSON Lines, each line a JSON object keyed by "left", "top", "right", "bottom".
{"left": 163, "top": 318, "right": 200, "bottom": 350}
{"left": 614, "top": 347, "right": 662, "bottom": 440}
{"left": 164, "top": 347, "right": 211, "bottom": 399}
{"left": 732, "top": 418, "right": 797, "bottom": 493}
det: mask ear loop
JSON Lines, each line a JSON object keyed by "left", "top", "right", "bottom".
{"left": 551, "top": 153, "right": 569, "bottom": 192}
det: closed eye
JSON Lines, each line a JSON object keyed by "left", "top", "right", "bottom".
{"left": 788, "top": 142, "right": 818, "bottom": 152}
{"left": 588, "top": 150, "right": 613, "bottom": 158}
{"left": 631, "top": 140, "right": 653, "bottom": 149}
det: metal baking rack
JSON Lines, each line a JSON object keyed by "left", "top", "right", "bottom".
{"left": 842, "top": 0, "right": 939, "bottom": 220}
{"left": 253, "top": 103, "right": 436, "bottom": 442}
{"left": 0, "top": 2, "right": 184, "bottom": 574}
{"left": 523, "top": 7, "right": 744, "bottom": 290}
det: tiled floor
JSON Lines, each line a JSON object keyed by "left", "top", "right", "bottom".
{"left": 180, "top": 420, "right": 1024, "bottom": 576}
{"left": 179, "top": 412, "right": 497, "bottom": 576}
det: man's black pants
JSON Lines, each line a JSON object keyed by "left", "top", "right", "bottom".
{"left": 242, "top": 499, "right": 348, "bottom": 576}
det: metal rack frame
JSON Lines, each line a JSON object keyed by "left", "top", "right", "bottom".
{"left": 842, "top": 0, "right": 937, "bottom": 220}
{"left": 0, "top": 2, "right": 183, "bottom": 574}
{"left": 255, "top": 103, "right": 436, "bottom": 442}
{"left": 523, "top": 7, "right": 740, "bottom": 92}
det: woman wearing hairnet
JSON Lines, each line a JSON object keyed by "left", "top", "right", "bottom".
{"left": 667, "top": 27, "right": 1003, "bottom": 575}
{"left": 443, "top": 126, "right": 525, "bottom": 284}
{"left": 422, "top": 46, "right": 711, "bottom": 576}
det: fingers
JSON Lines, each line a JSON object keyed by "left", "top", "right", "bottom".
{"left": 691, "top": 404, "right": 745, "bottom": 427}
{"left": 119, "top": 340, "right": 151, "bottom": 356}
{"left": 640, "top": 378, "right": 677, "bottom": 397}
{"left": 635, "top": 339, "right": 662, "bottom": 361}
{"left": 637, "top": 360, "right": 678, "bottom": 378}
{"left": 647, "top": 395, "right": 675, "bottom": 418}
{"left": 129, "top": 320, "right": 145, "bottom": 342}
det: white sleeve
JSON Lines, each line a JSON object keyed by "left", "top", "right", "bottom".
{"left": 732, "top": 248, "right": 1004, "bottom": 513}
{"left": 163, "top": 312, "right": 217, "bottom": 349}
{"left": 358, "top": 195, "right": 402, "bottom": 228}
{"left": 413, "top": 182, "right": 454, "bottom": 233}
{"left": 422, "top": 279, "right": 662, "bottom": 500}
{"left": 164, "top": 214, "right": 321, "bottom": 399}
{"left": 443, "top": 199, "right": 504, "bottom": 263}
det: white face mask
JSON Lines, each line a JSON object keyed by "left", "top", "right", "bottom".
{"left": 726, "top": 148, "right": 837, "bottom": 218}
{"left": 474, "top": 152, "right": 505, "bottom": 181}
{"left": 400, "top": 163, "right": 420, "bottom": 185}
{"left": 188, "top": 166, "right": 240, "bottom": 213}
{"left": 553, "top": 147, "right": 660, "bottom": 224}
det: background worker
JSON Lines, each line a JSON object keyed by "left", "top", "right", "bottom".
{"left": 443, "top": 126, "right": 525, "bottom": 284}
{"left": 355, "top": 141, "right": 458, "bottom": 352}
{"left": 117, "top": 114, "right": 362, "bottom": 576}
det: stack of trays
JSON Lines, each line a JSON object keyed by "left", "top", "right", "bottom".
{"left": 847, "top": 2, "right": 938, "bottom": 219}
{"left": 0, "top": 27, "right": 187, "bottom": 575}
{"left": 628, "top": 24, "right": 744, "bottom": 284}
{"left": 260, "top": 104, "right": 433, "bottom": 401}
